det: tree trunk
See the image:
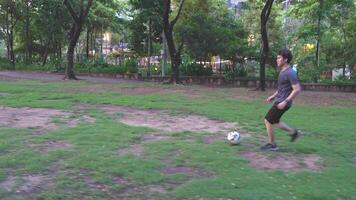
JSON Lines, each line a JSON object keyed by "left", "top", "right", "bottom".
{"left": 161, "top": 31, "right": 167, "bottom": 77}
{"left": 86, "top": 26, "right": 90, "bottom": 59}
{"left": 9, "top": 31, "right": 15, "bottom": 68}
{"left": 25, "top": 1, "right": 32, "bottom": 64}
{"left": 58, "top": 40, "right": 62, "bottom": 59}
{"left": 259, "top": 0, "right": 274, "bottom": 91}
{"left": 6, "top": 39, "right": 10, "bottom": 60}
{"left": 93, "top": 31, "right": 96, "bottom": 61}
{"left": 315, "top": 0, "right": 322, "bottom": 82}
{"left": 63, "top": 0, "right": 93, "bottom": 80}
{"left": 42, "top": 40, "right": 51, "bottom": 66}
{"left": 100, "top": 26, "right": 103, "bottom": 57}
{"left": 163, "top": 0, "right": 185, "bottom": 84}
{"left": 65, "top": 26, "right": 81, "bottom": 80}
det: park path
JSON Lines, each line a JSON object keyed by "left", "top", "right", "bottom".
{"left": 0, "top": 71, "right": 140, "bottom": 84}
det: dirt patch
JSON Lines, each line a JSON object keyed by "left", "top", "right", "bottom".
{"left": 18, "top": 174, "right": 52, "bottom": 194}
{"left": 141, "top": 133, "right": 170, "bottom": 141}
{"left": 0, "top": 107, "right": 95, "bottom": 132}
{"left": 112, "top": 176, "right": 129, "bottom": 185}
{"left": 0, "top": 174, "right": 53, "bottom": 197}
{"left": 240, "top": 151, "right": 323, "bottom": 171}
{"left": 97, "top": 105, "right": 238, "bottom": 134}
{"left": 83, "top": 175, "right": 112, "bottom": 192}
{"left": 0, "top": 106, "right": 67, "bottom": 130}
{"left": 352, "top": 157, "right": 356, "bottom": 164}
{"left": 162, "top": 166, "right": 212, "bottom": 178}
{"left": 0, "top": 92, "right": 10, "bottom": 96}
{"left": 0, "top": 176, "right": 16, "bottom": 191}
{"left": 29, "top": 140, "right": 73, "bottom": 153}
{"left": 66, "top": 115, "right": 96, "bottom": 127}
{"left": 118, "top": 143, "right": 145, "bottom": 157}
{"left": 123, "top": 184, "right": 170, "bottom": 195}
{"left": 117, "top": 133, "right": 170, "bottom": 158}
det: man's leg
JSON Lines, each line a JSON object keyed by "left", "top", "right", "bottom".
{"left": 275, "top": 121, "right": 294, "bottom": 135}
{"left": 275, "top": 121, "right": 301, "bottom": 142}
{"left": 264, "top": 119, "right": 275, "bottom": 144}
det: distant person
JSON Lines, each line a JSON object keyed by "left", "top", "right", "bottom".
{"left": 261, "top": 48, "right": 302, "bottom": 151}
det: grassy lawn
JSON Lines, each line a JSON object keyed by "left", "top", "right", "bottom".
{"left": 0, "top": 78, "right": 355, "bottom": 199}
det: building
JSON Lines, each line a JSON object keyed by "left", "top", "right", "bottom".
{"left": 227, "top": 0, "right": 247, "bottom": 16}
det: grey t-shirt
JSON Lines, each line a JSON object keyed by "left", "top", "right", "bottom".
{"left": 275, "top": 66, "right": 299, "bottom": 103}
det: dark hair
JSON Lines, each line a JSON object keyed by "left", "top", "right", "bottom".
{"left": 278, "top": 48, "right": 293, "bottom": 63}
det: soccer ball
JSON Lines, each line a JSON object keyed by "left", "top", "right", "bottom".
{"left": 227, "top": 131, "right": 241, "bottom": 145}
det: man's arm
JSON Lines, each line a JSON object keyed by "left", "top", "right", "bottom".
{"left": 285, "top": 83, "right": 301, "bottom": 102}
{"left": 277, "top": 83, "right": 301, "bottom": 109}
{"left": 266, "top": 91, "right": 278, "bottom": 103}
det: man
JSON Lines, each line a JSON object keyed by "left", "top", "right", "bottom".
{"left": 261, "top": 48, "right": 302, "bottom": 151}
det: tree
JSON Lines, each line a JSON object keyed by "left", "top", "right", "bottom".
{"left": 176, "top": 0, "right": 250, "bottom": 71}
{"left": 163, "top": 0, "right": 185, "bottom": 84}
{"left": 63, "top": 0, "right": 93, "bottom": 80}
{"left": 128, "top": 0, "right": 163, "bottom": 69}
{"left": 85, "top": 0, "right": 122, "bottom": 60}
{"left": 259, "top": 0, "right": 274, "bottom": 91}
{"left": 324, "top": 0, "right": 356, "bottom": 78}
{"left": 0, "top": 0, "right": 22, "bottom": 67}
{"left": 240, "top": 0, "right": 284, "bottom": 81}
{"left": 289, "top": 0, "right": 334, "bottom": 82}
{"left": 31, "top": 0, "right": 70, "bottom": 66}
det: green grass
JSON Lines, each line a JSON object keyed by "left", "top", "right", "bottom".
{"left": 0, "top": 79, "right": 355, "bottom": 199}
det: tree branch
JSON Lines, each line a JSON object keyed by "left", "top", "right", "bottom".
{"left": 83, "top": 0, "right": 93, "bottom": 20}
{"left": 261, "top": 0, "right": 274, "bottom": 25}
{"left": 171, "top": 0, "right": 185, "bottom": 27}
{"left": 178, "top": 39, "right": 184, "bottom": 55}
{"left": 63, "top": 0, "right": 79, "bottom": 24}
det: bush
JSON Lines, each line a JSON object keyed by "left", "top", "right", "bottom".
{"left": 149, "top": 64, "right": 161, "bottom": 75}
{"left": 121, "top": 59, "right": 138, "bottom": 74}
{"left": 74, "top": 58, "right": 137, "bottom": 74}
{"left": 180, "top": 62, "right": 213, "bottom": 76}
{"left": 0, "top": 58, "right": 14, "bottom": 70}
{"left": 265, "top": 66, "right": 278, "bottom": 80}
{"left": 224, "top": 65, "right": 247, "bottom": 81}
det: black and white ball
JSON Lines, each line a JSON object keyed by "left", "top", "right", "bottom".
{"left": 227, "top": 131, "right": 241, "bottom": 145}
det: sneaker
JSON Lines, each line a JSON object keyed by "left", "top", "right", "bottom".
{"left": 261, "top": 143, "right": 278, "bottom": 151}
{"left": 290, "top": 129, "right": 302, "bottom": 142}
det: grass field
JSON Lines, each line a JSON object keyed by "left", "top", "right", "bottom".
{"left": 0, "top": 77, "right": 355, "bottom": 200}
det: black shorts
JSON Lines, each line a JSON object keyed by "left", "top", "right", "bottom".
{"left": 265, "top": 102, "right": 291, "bottom": 124}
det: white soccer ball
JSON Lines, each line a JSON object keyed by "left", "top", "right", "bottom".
{"left": 227, "top": 131, "right": 241, "bottom": 145}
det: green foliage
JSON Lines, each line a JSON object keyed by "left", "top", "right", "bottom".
{"left": 265, "top": 66, "right": 278, "bottom": 80}
{"left": 180, "top": 62, "right": 213, "bottom": 77}
{"left": 121, "top": 58, "right": 138, "bottom": 74}
{"left": 128, "top": 0, "right": 163, "bottom": 56}
{"left": 224, "top": 65, "right": 248, "bottom": 81}
{"left": 176, "top": 0, "right": 249, "bottom": 63}
{"left": 240, "top": 0, "right": 285, "bottom": 63}
{"left": 0, "top": 58, "right": 13, "bottom": 70}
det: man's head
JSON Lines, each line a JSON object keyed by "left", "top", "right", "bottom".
{"left": 276, "top": 48, "right": 293, "bottom": 68}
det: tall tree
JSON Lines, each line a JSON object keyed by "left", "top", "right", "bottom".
{"left": 176, "top": 0, "right": 249, "bottom": 68}
{"left": 31, "top": 0, "right": 70, "bottom": 66}
{"left": 128, "top": 0, "right": 163, "bottom": 60}
{"left": 0, "top": 0, "right": 21, "bottom": 67}
{"left": 240, "top": 0, "right": 284, "bottom": 80}
{"left": 63, "top": 0, "right": 93, "bottom": 80}
{"left": 163, "top": 0, "right": 185, "bottom": 84}
{"left": 289, "top": 0, "right": 334, "bottom": 82}
{"left": 259, "top": 0, "right": 274, "bottom": 91}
